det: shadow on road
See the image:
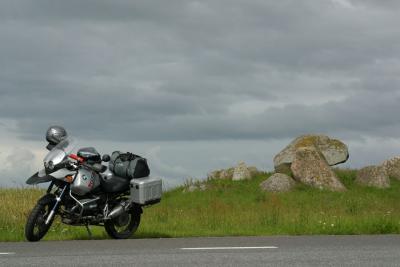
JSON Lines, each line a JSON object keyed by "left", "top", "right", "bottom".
{"left": 133, "top": 232, "right": 172, "bottom": 239}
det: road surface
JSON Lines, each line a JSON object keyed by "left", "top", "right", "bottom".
{"left": 0, "top": 235, "right": 399, "bottom": 266}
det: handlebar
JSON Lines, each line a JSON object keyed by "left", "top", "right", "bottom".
{"left": 49, "top": 159, "right": 72, "bottom": 173}
{"left": 82, "top": 162, "right": 107, "bottom": 173}
{"left": 46, "top": 154, "right": 105, "bottom": 175}
{"left": 68, "top": 154, "right": 106, "bottom": 173}
{"left": 68, "top": 154, "right": 84, "bottom": 162}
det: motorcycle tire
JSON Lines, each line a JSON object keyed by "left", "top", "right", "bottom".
{"left": 104, "top": 209, "right": 141, "bottom": 239}
{"left": 25, "top": 194, "right": 56, "bottom": 242}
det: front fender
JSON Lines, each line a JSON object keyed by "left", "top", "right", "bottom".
{"left": 37, "top": 193, "right": 56, "bottom": 205}
{"left": 26, "top": 172, "right": 53, "bottom": 185}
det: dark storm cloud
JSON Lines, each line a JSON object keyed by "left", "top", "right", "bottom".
{"left": 0, "top": 0, "right": 399, "bottom": 143}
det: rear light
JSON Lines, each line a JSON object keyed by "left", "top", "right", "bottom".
{"left": 69, "top": 154, "right": 84, "bottom": 163}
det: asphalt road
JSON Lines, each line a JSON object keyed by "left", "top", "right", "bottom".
{"left": 0, "top": 235, "right": 399, "bottom": 267}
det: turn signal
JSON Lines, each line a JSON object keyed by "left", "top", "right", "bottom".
{"left": 65, "top": 175, "right": 74, "bottom": 183}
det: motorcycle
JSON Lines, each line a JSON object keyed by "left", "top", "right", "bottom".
{"left": 25, "top": 137, "right": 162, "bottom": 242}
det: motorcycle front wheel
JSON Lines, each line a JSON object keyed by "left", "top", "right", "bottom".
{"left": 25, "top": 194, "right": 56, "bottom": 242}
{"left": 104, "top": 209, "right": 141, "bottom": 239}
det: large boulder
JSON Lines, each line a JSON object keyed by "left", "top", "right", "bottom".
{"left": 232, "top": 161, "right": 252, "bottom": 181}
{"left": 355, "top": 165, "right": 390, "bottom": 188}
{"left": 382, "top": 157, "right": 400, "bottom": 181}
{"left": 274, "top": 135, "right": 349, "bottom": 172}
{"left": 260, "top": 173, "right": 296, "bottom": 192}
{"left": 290, "top": 147, "right": 346, "bottom": 191}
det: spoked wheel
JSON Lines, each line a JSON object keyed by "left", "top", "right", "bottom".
{"left": 104, "top": 209, "right": 141, "bottom": 239}
{"left": 25, "top": 194, "right": 57, "bottom": 242}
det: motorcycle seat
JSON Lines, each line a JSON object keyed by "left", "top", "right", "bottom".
{"left": 100, "top": 175, "right": 130, "bottom": 193}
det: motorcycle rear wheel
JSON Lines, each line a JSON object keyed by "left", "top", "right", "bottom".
{"left": 25, "top": 194, "right": 56, "bottom": 242}
{"left": 104, "top": 209, "right": 141, "bottom": 239}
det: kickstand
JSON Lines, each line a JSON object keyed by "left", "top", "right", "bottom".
{"left": 85, "top": 224, "right": 93, "bottom": 239}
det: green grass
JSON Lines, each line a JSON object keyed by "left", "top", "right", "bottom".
{"left": 1, "top": 169, "right": 400, "bottom": 241}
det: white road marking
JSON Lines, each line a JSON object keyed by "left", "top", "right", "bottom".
{"left": 0, "top": 252, "right": 15, "bottom": 255}
{"left": 181, "top": 246, "right": 278, "bottom": 250}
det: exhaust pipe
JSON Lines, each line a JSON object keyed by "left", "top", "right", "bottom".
{"left": 106, "top": 202, "right": 130, "bottom": 220}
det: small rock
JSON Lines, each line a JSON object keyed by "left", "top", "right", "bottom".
{"left": 291, "top": 147, "right": 346, "bottom": 191}
{"left": 183, "top": 185, "right": 198, "bottom": 193}
{"left": 220, "top": 168, "right": 234, "bottom": 179}
{"left": 207, "top": 170, "right": 220, "bottom": 180}
{"left": 207, "top": 168, "right": 234, "bottom": 180}
{"left": 382, "top": 157, "right": 400, "bottom": 181}
{"left": 232, "top": 161, "right": 252, "bottom": 181}
{"left": 248, "top": 166, "right": 260, "bottom": 176}
{"left": 199, "top": 184, "right": 207, "bottom": 191}
{"left": 356, "top": 165, "right": 390, "bottom": 188}
{"left": 260, "top": 173, "right": 296, "bottom": 192}
{"left": 183, "top": 183, "right": 207, "bottom": 193}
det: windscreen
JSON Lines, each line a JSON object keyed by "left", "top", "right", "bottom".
{"left": 43, "top": 137, "right": 78, "bottom": 166}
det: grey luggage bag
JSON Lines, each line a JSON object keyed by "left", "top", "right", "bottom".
{"left": 109, "top": 151, "right": 150, "bottom": 179}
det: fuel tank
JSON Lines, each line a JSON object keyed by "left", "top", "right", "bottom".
{"left": 71, "top": 167, "right": 100, "bottom": 195}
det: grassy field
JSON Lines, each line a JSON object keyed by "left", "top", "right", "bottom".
{"left": 1, "top": 169, "right": 400, "bottom": 241}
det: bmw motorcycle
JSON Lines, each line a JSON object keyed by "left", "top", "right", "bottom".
{"left": 25, "top": 137, "right": 162, "bottom": 242}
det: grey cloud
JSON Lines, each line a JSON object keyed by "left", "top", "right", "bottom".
{"left": 2, "top": 0, "right": 400, "bottom": 188}
{"left": 0, "top": 148, "right": 36, "bottom": 186}
{"left": 0, "top": 1, "right": 399, "bottom": 144}
{"left": 350, "top": 0, "right": 400, "bottom": 9}
{"left": 5, "top": 87, "right": 399, "bottom": 144}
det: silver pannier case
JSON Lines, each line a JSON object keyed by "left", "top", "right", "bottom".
{"left": 130, "top": 177, "right": 162, "bottom": 205}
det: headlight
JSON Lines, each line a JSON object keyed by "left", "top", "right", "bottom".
{"left": 47, "top": 161, "right": 54, "bottom": 170}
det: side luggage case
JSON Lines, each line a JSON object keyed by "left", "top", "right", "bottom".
{"left": 130, "top": 177, "right": 162, "bottom": 205}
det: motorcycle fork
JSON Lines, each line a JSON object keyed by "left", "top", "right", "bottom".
{"left": 45, "top": 185, "right": 68, "bottom": 225}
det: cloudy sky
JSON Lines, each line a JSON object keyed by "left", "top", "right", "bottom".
{"left": 1, "top": 0, "right": 400, "bottom": 187}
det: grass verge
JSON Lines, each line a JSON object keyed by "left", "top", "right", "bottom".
{"left": 1, "top": 169, "right": 400, "bottom": 241}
